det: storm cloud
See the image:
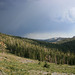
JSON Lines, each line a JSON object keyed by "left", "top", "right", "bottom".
{"left": 0, "top": 0, "right": 75, "bottom": 39}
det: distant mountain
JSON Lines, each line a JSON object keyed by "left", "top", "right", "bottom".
{"left": 73, "top": 36, "right": 75, "bottom": 38}
{"left": 42, "top": 37, "right": 66, "bottom": 43}
{"left": 40, "top": 36, "right": 75, "bottom": 43}
{"left": 57, "top": 37, "right": 75, "bottom": 44}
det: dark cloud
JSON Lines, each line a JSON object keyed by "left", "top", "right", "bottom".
{"left": 0, "top": 0, "right": 75, "bottom": 39}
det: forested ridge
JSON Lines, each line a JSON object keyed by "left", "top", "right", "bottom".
{"left": 0, "top": 33, "right": 75, "bottom": 65}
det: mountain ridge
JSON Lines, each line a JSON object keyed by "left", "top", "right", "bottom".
{"left": 39, "top": 36, "right": 75, "bottom": 43}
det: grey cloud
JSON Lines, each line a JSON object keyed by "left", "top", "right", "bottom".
{"left": 0, "top": 0, "right": 75, "bottom": 38}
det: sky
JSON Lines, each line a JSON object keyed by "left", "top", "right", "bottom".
{"left": 0, "top": 0, "right": 75, "bottom": 39}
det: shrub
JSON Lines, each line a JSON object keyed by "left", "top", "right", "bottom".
{"left": 43, "top": 62, "right": 50, "bottom": 68}
{"left": 38, "top": 61, "right": 41, "bottom": 65}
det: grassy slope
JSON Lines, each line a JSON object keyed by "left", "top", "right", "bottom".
{"left": 0, "top": 52, "right": 75, "bottom": 75}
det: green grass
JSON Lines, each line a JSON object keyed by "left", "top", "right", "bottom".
{"left": 0, "top": 52, "right": 75, "bottom": 75}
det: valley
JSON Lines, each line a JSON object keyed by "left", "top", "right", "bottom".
{"left": 0, "top": 33, "right": 75, "bottom": 75}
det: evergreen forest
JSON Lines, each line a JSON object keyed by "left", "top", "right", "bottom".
{"left": 0, "top": 33, "right": 75, "bottom": 65}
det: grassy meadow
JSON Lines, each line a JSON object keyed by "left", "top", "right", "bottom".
{"left": 0, "top": 52, "right": 75, "bottom": 75}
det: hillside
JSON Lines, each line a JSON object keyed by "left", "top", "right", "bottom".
{"left": 0, "top": 33, "right": 75, "bottom": 65}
